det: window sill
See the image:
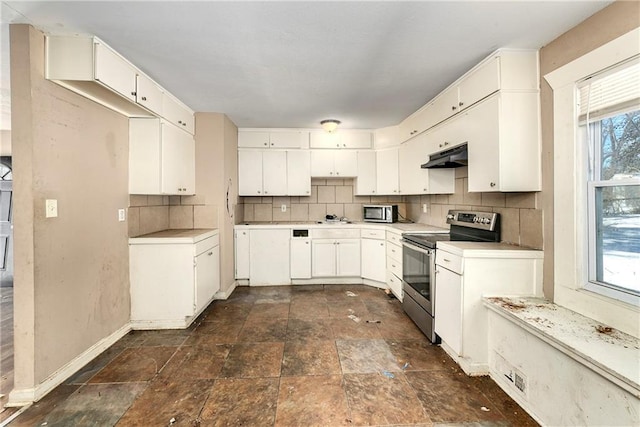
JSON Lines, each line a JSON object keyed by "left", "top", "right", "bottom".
{"left": 483, "top": 296, "right": 640, "bottom": 398}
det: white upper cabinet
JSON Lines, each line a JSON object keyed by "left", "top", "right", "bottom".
{"left": 398, "top": 133, "right": 455, "bottom": 195}
{"left": 399, "top": 106, "right": 435, "bottom": 144}
{"left": 465, "top": 92, "right": 541, "bottom": 192}
{"left": 94, "top": 42, "right": 137, "bottom": 103}
{"left": 162, "top": 92, "right": 195, "bottom": 135}
{"left": 376, "top": 147, "right": 399, "bottom": 195}
{"left": 286, "top": 150, "right": 311, "bottom": 196}
{"left": 46, "top": 35, "right": 195, "bottom": 132}
{"left": 238, "top": 150, "right": 310, "bottom": 196}
{"left": 374, "top": 125, "right": 400, "bottom": 149}
{"left": 310, "top": 131, "right": 372, "bottom": 149}
{"left": 355, "top": 150, "right": 377, "bottom": 195}
{"left": 238, "top": 130, "right": 308, "bottom": 149}
{"left": 135, "top": 73, "right": 164, "bottom": 115}
{"left": 310, "top": 150, "right": 357, "bottom": 177}
{"left": 129, "top": 118, "right": 195, "bottom": 195}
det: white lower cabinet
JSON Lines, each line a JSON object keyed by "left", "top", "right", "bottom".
{"left": 129, "top": 231, "right": 220, "bottom": 329}
{"left": 361, "top": 232, "right": 386, "bottom": 282}
{"left": 434, "top": 242, "right": 543, "bottom": 375}
{"left": 290, "top": 237, "right": 312, "bottom": 279}
{"left": 312, "top": 239, "right": 361, "bottom": 277}
{"left": 234, "top": 229, "right": 250, "bottom": 279}
{"left": 249, "top": 229, "right": 290, "bottom": 285}
{"left": 385, "top": 229, "right": 404, "bottom": 301}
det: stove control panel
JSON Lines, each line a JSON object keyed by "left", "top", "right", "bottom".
{"left": 446, "top": 210, "right": 499, "bottom": 231}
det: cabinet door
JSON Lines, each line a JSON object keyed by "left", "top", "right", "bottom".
{"left": 312, "top": 240, "right": 337, "bottom": 277}
{"left": 361, "top": 238, "right": 386, "bottom": 282}
{"left": 376, "top": 148, "right": 399, "bottom": 195}
{"left": 249, "top": 229, "right": 290, "bottom": 285}
{"left": 356, "top": 150, "right": 377, "bottom": 195}
{"left": 238, "top": 150, "right": 264, "bottom": 195}
{"left": 458, "top": 56, "right": 500, "bottom": 111}
{"left": 310, "top": 150, "right": 335, "bottom": 177}
{"left": 238, "top": 131, "right": 270, "bottom": 148}
{"left": 341, "top": 132, "right": 372, "bottom": 149}
{"left": 310, "top": 132, "right": 341, "bottom": 148}
{"left": 336, "top": 239, "right": 361, "bottom": 277}
{"left": 235, "top": 229, "right": 250, "bottom": 279}
{"left": 434, "top": 267, "right": 463, "bottom": 356}
{"left": 399, "top": 137, "right": 429, "bottom": 195}
{"left": 262, "top": 150, "right": 288, "bottom": 195}
{"left": 136, "top": 73, "right": 164, "bottom": 115}
{"left": 290, "top": 238, "right": 312, "bottom": 279}
{"left": 93, "top": 42, "right": 137, "bottom": 102}
{"left": 399, "top": 113, "right": 421, "bottom": 143}
{"left": 195, "top": 245, "right": 220, "bottom": 313}
{"left": 162, "top": 93, "right": 194, "bottom": 134}
{"left": 287, "top": 150, "right": 311, "bottom": 196}
{"left": 271, "top": 131, "right": 307, "bottom": 148}
{"left": 466, "top": 96, "right": 500, "bottom": 192}
{"left": 129, "top": 118, "right": 161, "bottom": 194}
{"left": 161, "top": 122, "right": 195, "bottom": 195}
{"left": 430, "top": 85, "right": 460, "bottom": 126}
{"left": 334, "top": 150, "right": 358, "bottom": 177}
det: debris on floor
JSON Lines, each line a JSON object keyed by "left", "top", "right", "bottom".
{"left": 348, "top": 314, "right": 361, "bottom": 323}
{"left": 382, "top": 370, "right": 395, "bottom": 379}
{"left": 169, "top": 417, "right": 176, "bottom": 424}
{"left": 401, "top": 362, "right": 410, "bottom": 370}
{"left": 480, "top": 406, "right": 491, "bottom": 412}
{"left": 365, "top": 320, "right": 381, "bottom": 323}
{"left": 345, "top": 291, "right": 358, "bottom": 297}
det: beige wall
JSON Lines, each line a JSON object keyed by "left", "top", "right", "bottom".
{"left": 0, "top": 129, "right": 10, "bottom": 156}
{"left": 11, "top": 24, "right": 130, "bottom": 390}
{"left": 538, "top": 0, "right": 640, "bottom": 298}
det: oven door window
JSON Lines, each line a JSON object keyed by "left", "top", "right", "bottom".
{"left": 402, "top": 245, "right": 432, "bottom": 301}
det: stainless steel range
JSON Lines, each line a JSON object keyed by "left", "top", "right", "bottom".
{"left": 401, "top": 210, "right": 500, "bottom": 343}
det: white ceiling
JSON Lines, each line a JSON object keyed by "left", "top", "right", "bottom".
{"left": 1, "top": 1, "right": 612, "bottom": 130}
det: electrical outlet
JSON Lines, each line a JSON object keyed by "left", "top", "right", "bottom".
{"left": 118, "top": 209, "right": 126, "bottom": 222}
{"left": 422, "top": 203, "right": 428, "bottom": 213}
{"left": 45, "top": 199, "right": 58, "bottom": 218}
{"left": 281, "top": 204, "right": 287, "bottom": 212}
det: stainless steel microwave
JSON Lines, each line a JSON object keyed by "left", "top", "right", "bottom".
{"left": 363, "top": 205, "right": 398, "bottom": 223}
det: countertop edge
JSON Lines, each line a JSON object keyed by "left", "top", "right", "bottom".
{"left": 129, "top": 228, "right": 219, "bottom": 244}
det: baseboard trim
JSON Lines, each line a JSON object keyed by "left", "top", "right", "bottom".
{"left": 214, "top": 281, "right": 238, "bottom": 300}
{"left": 439, "top": 341, "right": 488, "bottom": 377}
{"left": 7, "top": 322, "right": 132, "bottom": 407}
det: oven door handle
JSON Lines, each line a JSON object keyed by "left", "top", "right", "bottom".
{"left": 401, "top": 239, "right": 434, "bottom": 256}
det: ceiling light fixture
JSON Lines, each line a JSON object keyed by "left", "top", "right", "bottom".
{"left": 320, "top": 119, "right": 341, "bottom": 133}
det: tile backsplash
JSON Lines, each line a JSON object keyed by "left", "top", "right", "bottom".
{"left": 238, "top": 168, "right": 543, "bottom": 249}
{"left": 240, "top": 178, "right": 406, "bottom": 223}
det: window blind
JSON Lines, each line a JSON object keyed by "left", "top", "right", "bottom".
{"left": 578, "top": 58, "right": 640, "bottom": 122}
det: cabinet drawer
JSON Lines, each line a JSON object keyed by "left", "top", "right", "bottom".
{"left": 361, "top": 228, "right": 385, "bottom": 239}
{"left": 386, "top": 242, "right": 402, "bottom": 263}
{"left": 195, "top": 235, "right": 219, "bottom": 256}
{"left": 387, "top": 256, "right": 402, "bottom": 278}
{"left": 386, "top": 270, "right": 403, "bottom": 301}
{"left": 436, "top": 250, "right": 463, "bottom": 275}
{"left": 311, "top": 228, "right": 360, "bottom": 239}
{"left": 386, "top": 231, "right": 402, "bottom": 245}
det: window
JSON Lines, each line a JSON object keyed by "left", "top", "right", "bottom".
{"left": 579, "top": 60, "right": 640, "bottom": 304}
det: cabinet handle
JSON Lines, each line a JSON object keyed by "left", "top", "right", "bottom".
{"left": 343, "top": 144, "right": 346, "bottom": 147}
{"left": 264, "top": 142, "right": 268, "bottom": 146}
{"left": 257, "top": 191, "right": 261, "bottom": 194}
{"left": 393, "top": 189, "right": 397, "bottom": 193}
{"left": 329, "top": 172, "right": 333, "bottom": 175}
{"left": 264, "top": 191, "right": 268, "bottom": 194}
{"left": 380, "top": 243, "right": 384, "bottom": 246}
{"left": 336, "top": 172, "right": 340, "bottom": 176}
{"left": 459, "top": 101, "right": 464, "bottom": 107}
{"left": 182, "top": 122, "right": 186, "bottom": 127}
{"left": 270, "top": 142, "right": 274, "bottom": 146}
{"left": 439, "top": 141, "right": 449, "bottom": 148}
{"left": 131, "top": 91, "right": 137, "bottom": 96}
{"left": 207, "top": 251, "right": 213, "bottom": 256}
{"left": 490, "top": 182, "right": 496, "bottom": 187}
{"left": 451, "top": 106, "right": 457, "bottom": 111}
{"left": 435, "top": 269, "right": 440, "bottom": 274}
{"left": 372, "top": 190, "right": 375, "bottom": 193}
{"left": 141, "top": 96, "right": 147, "bottom": 101}
{"left": 178, "top": 120, "right": 183, "bottom": 124}
{"left": 392, "top": 264, "right": 396, "bottom": 268}
{"left": 443, "top": 258, "right": 451, "bottom": 262}
{"left": 423, "top": 188, "right": 427, "bottom": 191}
{"left": 305, "top": 241, "right": 309, "bottom": 244}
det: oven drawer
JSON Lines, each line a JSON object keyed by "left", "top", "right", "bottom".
{"left": 435, "top": 250, "right": 463, "bottom": 275}
{"left": 386, "top": 242, "right": 402, "bottom": 262}
{"left": 386, "top": 255, "right": 402, "bottom": 278}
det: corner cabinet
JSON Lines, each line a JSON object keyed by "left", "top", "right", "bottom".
{"left": 129, "top": 118, "right": 195, "bottom": 195}
{"left": 465, "top": 92, "right": 541, "bottom": 192}
{"left": 129, "top": 230, "right": 220, "bottom": 329}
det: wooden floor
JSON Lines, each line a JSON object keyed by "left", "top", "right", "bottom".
{"left": 0, "top": 286, "right": 16, "bottom": 422}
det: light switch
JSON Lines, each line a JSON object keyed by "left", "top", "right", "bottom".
{"left": 45, "top": 199, "right": 58, "bottom": 218}
{"left": 281, "top": 204, "right": 287, "bottom": 212}
{"left": 118, "top": 209, "right": 126, "bottom": 222}
{"left": 422, "top": 204, "right": 428, "bottom": 213}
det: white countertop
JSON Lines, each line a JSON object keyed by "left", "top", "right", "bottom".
{"left": 129, "top": 228, "right": 218, "bottom": 244}
{"left": 437, "top": 241, "right": 543, "bottom": 258}
{"left": 235, "top": 221, "right": 448, "bottom": 234}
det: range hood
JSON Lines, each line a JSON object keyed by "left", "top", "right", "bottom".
{"left": 421, "top": 143, "right": 468, "bottom": 169}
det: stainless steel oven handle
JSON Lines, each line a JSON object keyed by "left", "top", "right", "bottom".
{"left": 401, "top": 239, "right": 434, "bottom": 256}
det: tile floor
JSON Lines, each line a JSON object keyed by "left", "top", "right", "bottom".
{"left": 6, "top": 285, "right": 538, "bottom": 426}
